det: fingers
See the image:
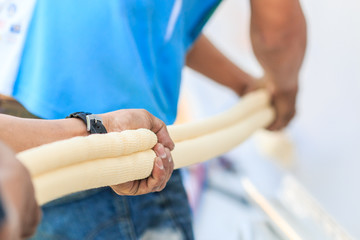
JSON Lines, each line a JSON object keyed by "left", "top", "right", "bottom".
{"left": 145, "top": 144, "right": 174, "bottom": 191}
{"left": 238, "top": 78, "right": 297, "bottom": 131}
{"left": 267, "top": 89, "right": 297, "bottom": 131}
{"left": 110, "top": 144, "right": 174, "bottom": 196}
{"left": 148, "top": 115, "right": 175, "bottom": 151}
{"left": 101, "top": 109, "right": 175, "bottom": 151}
{"left": 133, "top": 144, "right": 173, "bottom": 194}
{"left": 153, "top": 143, "right": 167, "bottom": 159}
{"left": 156, "top": 147, "right": 173, "bottom": 189}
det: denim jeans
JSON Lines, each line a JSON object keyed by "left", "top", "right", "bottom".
{"left": 30, "top": 170, "right": 194, "bottom": 240}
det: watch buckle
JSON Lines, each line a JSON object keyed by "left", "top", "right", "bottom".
{"left": 86, "top": 115, "right": 103, "bottom": 132}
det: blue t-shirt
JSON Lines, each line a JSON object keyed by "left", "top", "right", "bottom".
{"left": 13, "top": 0, "right": 220, "bottom": 124}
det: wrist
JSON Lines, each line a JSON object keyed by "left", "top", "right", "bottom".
{"left": 263, "top": 73, "right": 298, "bottom": 94}
{"left": 64, "top": 118, "right": 90, "bottom": 137}
{"left": 66, "top": 112, "right": 107, "bottom": 134}
{"left": 225, "top": 67, "right": 257, "bottom": 96}
{"left": 98, "top": 113, "right": 109, "bottom": 131}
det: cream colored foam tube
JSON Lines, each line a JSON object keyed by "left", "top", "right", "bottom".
{"left": 17, "top": 90, "right": 274, "bottom": 205}
{"left": 17, "top": 129, "right": 158, "bottom": 177}
{"left": 168, "top": 89, "right": 270, "bottom": 142}
{"left": 34, "top": 150, "right": 156, "bottom": 204}
{"left": 172, "top": 107, "right": 274, "bottom": 169}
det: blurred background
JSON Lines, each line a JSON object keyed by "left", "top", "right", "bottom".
{"left": 178, "top": 0, "right": 360, "bottom": 239}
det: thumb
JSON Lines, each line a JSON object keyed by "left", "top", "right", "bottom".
{"left": 150, "top": 117, "right": 175, "bottom": 151}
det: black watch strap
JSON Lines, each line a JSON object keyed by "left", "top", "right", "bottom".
{"left": 66, "top": 112, "right": 107, "bottom": 134}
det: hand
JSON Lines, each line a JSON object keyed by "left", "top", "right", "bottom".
{"left": 110, "top": 143, "right": 173, "bottom": 195}
{"left": 100, "top": 109, "right": 174, "bottom": 150}
{"left": 99, "top": 109, "right": 175, "bottom": 195}
{"left": 0, "top": 142, "right": 41, "bottom": 239}
{"left": 230, "top": 73, "right": 298, "bottom": 131}
{"left": 263, "top": 76, "right": 298, "bottom": 131}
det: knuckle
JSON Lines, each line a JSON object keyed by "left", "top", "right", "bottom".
{"left": 159, "top": 173, "right": 166, "bottom": 183}
{"left": 128, "top": 186, "right": 139, "bottom": 195}
{"left": 140, "top": 109, "right": 151, "bottom": 119}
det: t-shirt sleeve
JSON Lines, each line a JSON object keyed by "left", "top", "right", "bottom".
{"left": 182, "top": 0, "right": 222, "bottom": 51}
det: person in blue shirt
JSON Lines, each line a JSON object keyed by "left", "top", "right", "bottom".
{"left": 10, "top": 0, "right": 306, "bottom": 239}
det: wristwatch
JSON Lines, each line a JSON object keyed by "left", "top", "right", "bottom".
{"left": 66, "top": 112, "right": 107, "bottom": 134}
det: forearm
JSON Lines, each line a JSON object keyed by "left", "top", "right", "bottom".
{"left": 0, "top": 114, "right": 88, "bottom": 152}
{"left": 186, "top": 35, "right": 256, "bottom": 96}
{"left": 250, "top": 0, "right": 307, "bottom": 90}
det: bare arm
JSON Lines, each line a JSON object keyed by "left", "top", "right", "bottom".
{"left": 0, "top": 109, "right": 176, "bottom": 196}
{"left": 0, "top": 114, "right": 88, "bottom": 152}
{"left": 250, "top": 0, "right": 307, "bottom": 130}
{"left": 186, "top": 35, "right": 259, "bottom": 96}
{"left": 186, "top": 0, "right": 306, "bottom": 130}
{"left": 0, "top": 110, "right": 175, "bottom": 153}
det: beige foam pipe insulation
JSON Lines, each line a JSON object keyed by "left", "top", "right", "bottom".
{"left": 17, "top": 90, "right": 275, "bottom": 205}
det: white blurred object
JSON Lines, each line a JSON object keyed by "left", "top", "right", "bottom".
{"left": 254, "top": 130, "right": 296, "bottom": 169}
{"left": 0, "top": 0, "right": 36, "bottom": 96}
{"left": 279, "top": 175, "right": 354, "bottom": 240}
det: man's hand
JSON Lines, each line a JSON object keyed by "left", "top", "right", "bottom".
{"left": 261, "top": 76, "right": 298, "bottom": 131}
{"left": 100, "top": 109, "right": 175, "bottom": 195}
{"left": 239, "top": 74, "right": 298, "bottom": 131}
{"left": 0, "top": 141, "right": 41, "bottom": 239}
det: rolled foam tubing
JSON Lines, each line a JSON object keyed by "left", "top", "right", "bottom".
{"left": 168, "top": 89, "right": 269, "bottom": 142}
{"left": 18, "top": 90, "right": 269, "bottom": 176}
{"left": 33, "top": 107, "right": 274, "bottom": 204}
{"left": 34, "top": 150, "right": 156, "bottom": 204}
{"left": 17, "top": 90, "right": 275, "bottom": 205}
{"left": 171, "top": 107, "right": 274, "bottom": 169}
{"left": 18, "top": 129, "right": 158, "bottom": 177}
